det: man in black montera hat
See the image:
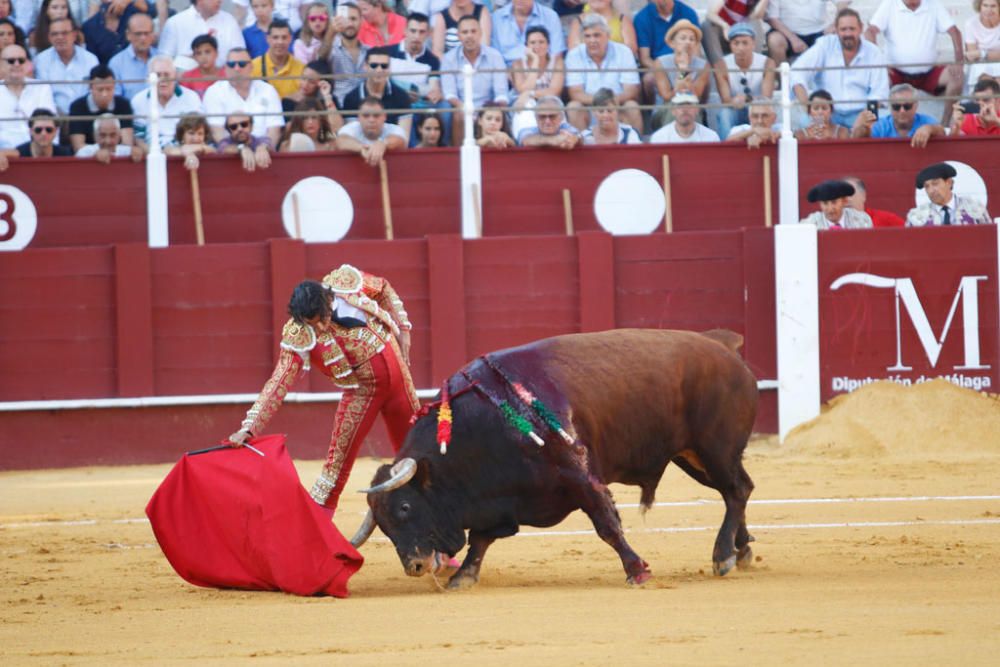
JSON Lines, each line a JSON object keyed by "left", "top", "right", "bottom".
{"left": 799, "top": 179, "right": 873, "bottom": 230}
{"left": 906, "top": 162, "right": 993, "bottom": 227}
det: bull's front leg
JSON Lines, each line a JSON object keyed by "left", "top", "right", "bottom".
{"left": 447, "top": 531, "right": 496, "bottom": 590}
{"left": 572, "top": 474, "right": 651, "bottom": 585}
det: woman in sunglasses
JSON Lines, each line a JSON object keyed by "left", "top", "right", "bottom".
{"left": 294, "top": 2, "right": 335, "bottom": 63}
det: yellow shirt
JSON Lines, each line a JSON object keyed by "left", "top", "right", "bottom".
{"left": 251, "top": 52, "right": 306, "bottom": 99}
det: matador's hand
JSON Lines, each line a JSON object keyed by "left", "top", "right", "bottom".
{"left": 228, "top": 429, "right": 251, "bottom": 447}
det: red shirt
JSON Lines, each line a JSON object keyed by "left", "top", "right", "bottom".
{"left": 867, "top": 207, "right": 905, "bottom": 228}
{"left": 180, "top": 67, "right": 225, "bottom": 99}
{"left": 357, "top": 12, "right": 406, "bottom": 47}
{"left": 961, "top": 113, "right": 1000, "bottom": 136}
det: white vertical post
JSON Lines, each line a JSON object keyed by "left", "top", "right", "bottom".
{"left": 777, "top": 62, "right": 798, "bottom": 227}
{"left": 774, "top": 224, "right": 821, "bottom": 441}
{"left": 145, "top": 71, "right": 169, "bottom": 248}
{"left": 459, "top": 64, "right": 482, "bottom": 239}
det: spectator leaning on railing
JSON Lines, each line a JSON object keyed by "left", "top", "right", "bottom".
{"left": 75, "top": 112, "right": 144, "bottom": 162}
{"left": 795, "top": 89, "right": 850, "bottom": 139}
{"left": 565, "top": 12, "right": 641, "bottom": 133}
{"left": 713, "top": 21, "right": 775, "bottom": 141}
{"left": 851, "top": 82, "right": 944, "bottom": 147}
{"left": 203, "top": 46, "right": 284, "bottom": 146}
{"left": 517, "top": 94, "right": 581, "bottom": 148}
{"left": 163, "top": 112, "right": 217, "bottom": 171}
{"left": 336, "top": 95, "right": 407, "bottom": 166}
{"left": 582, "top": 86, "right": 642, "bottom": 144}
{"left": 727, "top": 97, "right": 780, "bottom": 146}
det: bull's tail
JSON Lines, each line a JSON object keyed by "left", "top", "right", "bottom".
{"left": 700, "top": 329, "right": 744, "bottom": 353}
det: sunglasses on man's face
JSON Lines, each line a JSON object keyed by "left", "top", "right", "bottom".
{"left": 891, "top": 102, "right": 914, "bottom": 112}
{"left": 227, "top": 120, "right": 251, "bottom": 131}
{"left": 32, "top": 126, "right": 56, "bottom": 134}
{"left": 368, "top": 61, "right": 390, "bottom": 69}
{"left": 5, "top": 57, "right": 27, "bottom": 65}
{"left": 226, "top": 60, "right": 251, "bottom": 68}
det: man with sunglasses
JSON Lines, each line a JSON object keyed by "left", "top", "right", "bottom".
{"left": 16, "top": 108, "right": 73, "bottom": 157}
{"left": 851, "top": 82, "right": 944, "bottom": 148}
{"left": 159, "top": 0, "right": 246, "bottom": 68}
{"left": 0, "top": 44, "right": 56, "bottom": 149}
{"left": 342, "top": 47, "right": 412, "bottom": 137}
{"left": 517, "top": 95, "right": 581, "bottom": 149}
{"left": 218, "top": 111, "right": 272, "bottom": 172}
{"left": 204, "top": 46, "right": 284, "bottom": 146}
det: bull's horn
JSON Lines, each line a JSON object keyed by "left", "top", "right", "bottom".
{"left": 350, "top": 509, "right": 377, "bottom": 548}
{"left": 357, "top": 457, "right": 417, "bottom": 494}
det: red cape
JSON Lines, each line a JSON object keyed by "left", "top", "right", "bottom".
{"left": 146, "top": 434, "right": 363, "bottom": 597}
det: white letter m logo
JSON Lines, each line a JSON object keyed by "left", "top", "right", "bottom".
{"left": 830, "top": 273, "right": 989, "bottom": 371}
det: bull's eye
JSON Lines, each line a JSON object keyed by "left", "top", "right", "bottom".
{"left": 399, "top": 502, "right": 411, "bottom": 516}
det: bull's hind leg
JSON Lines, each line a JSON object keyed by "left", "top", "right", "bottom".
{"left": 672, "top": 454, "right": 754, "bottom": 576}
{"left": 568, "top": 473, "right": 651, "bottom": 585}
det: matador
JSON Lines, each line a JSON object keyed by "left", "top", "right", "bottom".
{"left": 229, "top": 264, "right": 420, "bottom": 513}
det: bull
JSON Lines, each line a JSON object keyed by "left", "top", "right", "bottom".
{"left": 350, "top": 328, "right": 758, "bottom": 588}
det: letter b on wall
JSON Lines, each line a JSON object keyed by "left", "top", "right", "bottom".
{"left": 0, "top": 186, "right": 38, "bottom": 251}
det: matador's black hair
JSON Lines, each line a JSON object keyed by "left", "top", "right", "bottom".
{"left": 288, "top": 280, "right": 333, "bottom": 324}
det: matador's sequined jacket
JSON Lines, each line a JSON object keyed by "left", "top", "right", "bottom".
{"left": 240, "top": 264, "right": 418, "bottom": 435}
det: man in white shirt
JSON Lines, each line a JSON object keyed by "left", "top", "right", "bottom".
{"left": 75, "top": 113, "right": 145, "bottom": 163}
{"left": 649, "top": 92, "right": 720, "bottom": 143}
{"left": 792, "top": 8, "right": 889, "bottom": 129}
{"left": 865, "top": 0, "right": 964, "bottom": 123}
{"left": 33, "top": 17, "right": 98, "bottom": 114}
{"left": 203, "top": 47, "right": 284, "bottom": 146}
{"left": 0, "top": 44, "right": 56, "bottom": 149}
{"left": 131, "top": 55, "right": 205, "bottom": 148}
{"left": 337, "top": 96, "right": 407, "bottom": 167}
{"left": 766, "top": 0, "right": 852, "bottom": 67}
{"left": 232, "top": 0, "right": 304, "bottom": 33}
{"left": 565, "top": 13, "right": 641, "bottom": 132}
{"left": 726, "top": 98, "right": 781, "bottom": 147}
{"left": 159, "top": 0, "right": 246, "bottom": 68}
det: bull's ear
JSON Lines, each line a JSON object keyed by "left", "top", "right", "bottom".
{"left": 414, "top": 458, "right": 433, "bottom": 491}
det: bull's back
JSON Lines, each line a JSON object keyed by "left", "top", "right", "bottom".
{"left": 498, "top": 329, "right": 757, "bottom": 485}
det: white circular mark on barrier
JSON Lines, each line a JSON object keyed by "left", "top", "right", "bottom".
{"left": 0, "top": 185, "right": 38, "bottom": 251}
{"left": 593, "top": 169, "right": 666, "bottom": 235}
{"left": 914, "top": 161, "right": 988, "bottom": 208}
{"left": 281, "top": 177, "right": 354, "bottom": 242}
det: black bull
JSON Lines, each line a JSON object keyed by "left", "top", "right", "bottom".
{"left": 350, "top": 328, "right": 758, "bottom": 588}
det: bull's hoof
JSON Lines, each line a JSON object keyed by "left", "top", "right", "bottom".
{"left": 446, "top": 571, "right": 479, "bottom": 590}
{"left": 736, "top": 544, "right": 753, "bottom": 570}
{"left": 626, "top": 570, "right": 652, "bottom": 586}
{"left": 713, "top": 554, "right": 737, "bottom": 577}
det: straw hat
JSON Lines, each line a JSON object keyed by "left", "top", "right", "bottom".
{"left": 665, "top": 19, "right": 703, "bottom": 45}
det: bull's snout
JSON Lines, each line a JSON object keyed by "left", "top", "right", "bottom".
{"left": 402, "top": 551, "right": 441, "bottom": 577}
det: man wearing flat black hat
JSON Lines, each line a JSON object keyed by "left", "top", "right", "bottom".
{"left": 905, "top": 162, "right": 993, "bottom": 227}
{"left": 800, "top": 179, "right": 873, "bottom": 230}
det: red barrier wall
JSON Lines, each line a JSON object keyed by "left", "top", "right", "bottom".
{"left": 818, "top": 226, "right": 999, "bottom": 401}
{"left": 0, "top": 231, "right": 777, "bottom": 469}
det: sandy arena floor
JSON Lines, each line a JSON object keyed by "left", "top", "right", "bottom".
{"left": 2, "top": 380, "right": 1000, "bottom": 665}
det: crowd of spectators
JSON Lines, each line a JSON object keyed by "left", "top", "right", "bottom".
{"left": 0, "top": 0, "right": 998, "bottom": 175}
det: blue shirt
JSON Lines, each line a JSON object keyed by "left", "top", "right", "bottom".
{"left": 491, "top": 2, "right": 566, "bottom": 65}
{"left": 34, "top": 45, "right": 100, "bottom": 114}
{"left": 109, "top": 45, "right": 158, "bottom": 100}
{"left": 441, "top": 45, "right": 510, "bottom": 107}
{"left": 633, "top": 0, "right": 699, "bottom": 61}
{"left": 82, "top": 4, "right": 142, "bottom": 64}
{"left": 871, "top": 112, "right": 938, "bottom": 138}
{"left": 244, "top": 25, "right": 269, "bottom": 59}
{"left": 565, "top": 42, "right": 639, "bottom": 95}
